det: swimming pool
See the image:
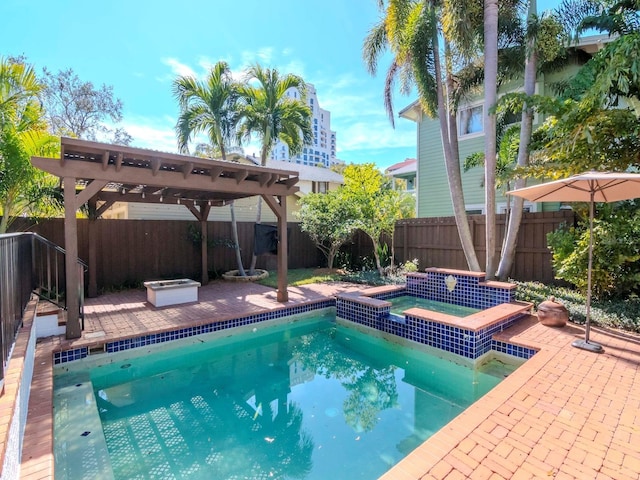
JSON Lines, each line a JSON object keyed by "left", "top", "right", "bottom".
{"left": 54, "top": 310, "right": 521, "bottom": 479}
{"left": 389, "top": 295, "right": 480, "bottom": 317}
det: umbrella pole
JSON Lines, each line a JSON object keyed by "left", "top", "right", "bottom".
{"left": 572, "top": 192, "right": 603, "bottom": 353}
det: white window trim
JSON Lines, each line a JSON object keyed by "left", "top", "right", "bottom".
{"left": 458, "top": 102, "right": 484, "bottom": 139}
{"left": 465, "top": 202, "right": 539, "bottom": 214}
{"left": 458, "top": 82, "right": 542, "bottom": 139}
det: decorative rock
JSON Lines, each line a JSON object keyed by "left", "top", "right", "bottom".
{"left": 537, "top": 296, "right": 569, "bottom": 327}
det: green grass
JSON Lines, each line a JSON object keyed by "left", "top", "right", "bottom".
{"left": 257, "top": 268, "right": 343, "bottom": 288}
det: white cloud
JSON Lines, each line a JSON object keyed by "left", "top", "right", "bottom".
{"left": 161, "top": 57, "right": 197, "bottom": 78}
{"left": 240, "top": 47, "right": 274, "bottom": 67}
{"left": 281, "top": 59, "right": 306, "bottom": 78}
{"left": 120, "top": 115, "right": 179, "bottom": 153}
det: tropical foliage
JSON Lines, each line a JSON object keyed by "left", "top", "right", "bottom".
{"left": 172, "top": 61, "right": 247, "bottom": 276}
{"left": 362, "top": 0, "right": 482, "bottom": 273}
{"left": 236, "top": 64, "right": 313, "bottom": 271}
{"left": 548, "top": 201, "right": 640, "bottom": 299}
{"left": 0, "top": 57, "right": 59, "bottom": 233}
{"left": 530, "top": 1, "right": 640, "bottom": 299}
{"left": 237, "top": 64, "right": 312, "bottom": 166}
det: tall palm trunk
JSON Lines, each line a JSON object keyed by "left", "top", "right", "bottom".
{"left": 249, "top": 124, "right": 272, "bottom": 273}
{"left": 496, "top": 4, "right": 538, "bottom": 280}
{"left": 435, "top": 39, "right": 482, "bottom": 272}
{"left": 221, "top": 149, "right": 246, "bottom": 277}
{"left": 484, "top": 0, "right": 499, "bottom": 278}
{"left": 229, "top": 201, "right": 246, "bottom": 276}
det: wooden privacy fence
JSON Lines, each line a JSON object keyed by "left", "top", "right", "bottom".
{"left": 11, "top": 210, "right": 574, "bottom": 290}
{"left": 11, "top": 218, "right": 323, "bottom": 292}
{"left": 389, "top": 210, "right": 576, "bottom": 283}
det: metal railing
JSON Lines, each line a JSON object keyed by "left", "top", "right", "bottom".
{"left": 0, "top": 232, "right": 86, "bottom": 388}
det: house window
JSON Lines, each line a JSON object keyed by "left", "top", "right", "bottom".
{"left": 459, "top": 105, "right": 483, "bottom": 136}
{"left": 313, "top": 181, "right": 329, "bottom": 194}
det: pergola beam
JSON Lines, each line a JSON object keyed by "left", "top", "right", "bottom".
{"left": 32, "top": 157, "right": 297, "bottom": 197}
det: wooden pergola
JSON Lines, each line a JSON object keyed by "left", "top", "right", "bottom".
{"left": 32, "top": 137, "right": 299, "bottom": 339}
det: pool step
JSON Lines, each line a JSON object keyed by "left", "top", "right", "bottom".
{"left": 54, "top": 374, "right": 115, "bottom": 479}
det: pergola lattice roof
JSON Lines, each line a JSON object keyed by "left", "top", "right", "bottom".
{"left": 33, "top": 137, "right": 299, "bottom": 209}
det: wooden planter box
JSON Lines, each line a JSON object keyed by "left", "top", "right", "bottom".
{"left": 143, "top": 279, "right": 201, "bottom": 307}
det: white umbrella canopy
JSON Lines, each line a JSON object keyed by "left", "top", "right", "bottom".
{"left": 507, "top": 171, "right": 640, "bottom": 203}
{"left": 507, "top": 171, "right": 640, "bottom": 353}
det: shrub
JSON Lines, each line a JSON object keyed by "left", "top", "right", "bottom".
{"left": 546, "top": 201, "right": 640, "bottom": 299}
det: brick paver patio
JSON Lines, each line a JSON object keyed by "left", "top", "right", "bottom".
{"left": 18, "top": 280, "right": 640, "bottom": 479}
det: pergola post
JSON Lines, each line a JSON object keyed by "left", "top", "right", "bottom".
{"left": 63, "top": 176, "right": 81, "bottom": 339}
{"left": 87, "top": 198, "right": 98, "bottom": 298}
{"left": 276, "top": 196, "right": 288, "bottom": 302}
{"left": 262, "top": 194, "right": 288, "bottom": 302}
{"left": 201, "top": 218, "right": 208, "bottom": 285}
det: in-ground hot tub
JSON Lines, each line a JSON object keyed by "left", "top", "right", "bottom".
{"left": 143, "top": 278, "right": 201, "bottom": 307}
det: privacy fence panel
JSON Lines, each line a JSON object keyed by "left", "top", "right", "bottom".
{"left": 393, "top": 210, "right": 575, "bottom": 283}
{"left": 11, "top": 219, "right": 323, "bottom": 291}
{"left": 11, "top": 210, "right": 573, "bottom": 290}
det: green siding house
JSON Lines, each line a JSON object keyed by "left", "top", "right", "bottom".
{"left": 398, "top": 35, "right": 609, "bottom": 218}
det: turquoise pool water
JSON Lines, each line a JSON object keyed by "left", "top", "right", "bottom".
{"left": 54, "top": 311, "right": 518, "bottom": 480}
{"left": 390, "top": 295, "right": 481, "bottom": 317}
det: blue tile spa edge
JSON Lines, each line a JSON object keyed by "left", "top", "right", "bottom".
{"left": 53, "top": 299, "right": 335, "bottom": 365}
{"left": 54, "top": 269, "right": 536, "bottom": 366}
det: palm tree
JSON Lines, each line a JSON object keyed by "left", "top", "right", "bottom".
{"left": 363, "top": 0, "right": 482, "bottom": 272}
{"left": 0, "top": 57, "right": 58, "bottom": 233}
{"left": 236, "top": 64, "right": 312, "bottom": 271}
{"left": 484, "top": 0, "right": 500, "bottom": 278}
{"left": 172, "top": 61, "right": 246, "bottom": 276}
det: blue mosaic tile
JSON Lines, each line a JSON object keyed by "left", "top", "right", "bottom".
{"left": 56, "top": 299, "right": 336, "bottom": 364}
{"left": 492, "top": 340, "right": 537, "bottom": 359}
{"left": 406, "top": 272, "right": 515, "bottom": 309}
{"left": 338, "top": 275, "right": 532, "bottom": 361}
{"left": 54, "top": 347, "right": 89, "bottom": 365}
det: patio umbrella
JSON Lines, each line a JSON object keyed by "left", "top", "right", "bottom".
{"left": 507, "top": 171, "right": 640, "bottom": 353}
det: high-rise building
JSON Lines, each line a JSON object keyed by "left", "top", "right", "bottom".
{"left": 269, "top": 83, "right": 343, "bottom": 168}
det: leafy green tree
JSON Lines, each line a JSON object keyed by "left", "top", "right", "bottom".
{"left": 0, "top": 57, "right": 58, "bottom": 233}
{"left": 547, "top": 201, "right": 640, "bottom": 298}
{"left": 40, "top": 67, "right": 131, "bottom": 145}
{"left": 172, "top": 61, "right": 246, "bottom": 276}
{"left": 236, "top": 64, "right": 312, "bottom": 271}
{"left": 296, "top": 189, "right": 357, "bottom": 269}
{"left": 530, "top": 0, "right": 640, "bottom": 178}
{"left": 341, "top": 163, "right": 413, "bottom": 275}
{"left": 531, "top": 1, "right": 640, "bottom": 297}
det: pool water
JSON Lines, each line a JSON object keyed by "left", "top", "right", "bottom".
{"left": 54, "top": 311, "right": 518, "bottom": 480}
{"left": 390, "top": 295, "right": 481, "bottom": 317}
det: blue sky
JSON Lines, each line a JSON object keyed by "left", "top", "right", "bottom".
{"left": 2, "top": 0, "right": 560, "bottom": 170}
